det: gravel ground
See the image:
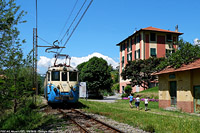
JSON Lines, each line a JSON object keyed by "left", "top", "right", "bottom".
{"left": 83, "top": 110, "right": 147, "bottom": 133}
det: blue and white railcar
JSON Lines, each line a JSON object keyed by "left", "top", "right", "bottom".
{"left": 44, "top": 56, "right": 79, "bottom": 104}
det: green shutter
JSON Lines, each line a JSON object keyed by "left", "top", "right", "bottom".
{"left": 130, "top": 53, "right": 132, "bottom": 61}
{"left": 138, "top": 49, "right": 140, "bottom": 59}
{"left": 150, "top": 48, "right": 156, "bottom": 57}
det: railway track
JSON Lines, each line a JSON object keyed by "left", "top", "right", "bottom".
{"left": 58, "top": 108, "right": 124, "bottom": 133}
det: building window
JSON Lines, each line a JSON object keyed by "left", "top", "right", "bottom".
{"left": 150, "top": 48, "right": 156, "bottom": 57}
{"left": 130, "top": 38, "right": 132, "bottom": 51}
{"left": 135, "top": 49, "right": 140, "bottom": 59}
{"left": 127, "top": 40, "right": 129, "bottom": 52}
{"left": 150, "top": 33, "right": 156, "bottom": 41}
{"left": 130, "top": 53, "right": 132, "bottom": 61}
{"left": 138, "top": 49, "right": 140, "bottom": 59}
{"left": 166, "top": 34, "right": 172, "bottom": 42}
{"left": 127, "top": 53, "right": 132, "bottom": 61}
{"left": 122, "top": 56, "right": 124, "bottom": 67}
{"left": 121, "top": 43, "right": 125, "bottom": 51}
{"left": 166, "top": 49, "right": 175, "bottom": 57}
{"left": 136, "top": 35, "right": 140, "bottom": 43}
{"left": 135, "top": 50, "right": 137, "bottom": 59}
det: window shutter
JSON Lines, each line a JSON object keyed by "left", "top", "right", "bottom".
{"left": 135, "top": 51, "right": 137, "bottom": 59}
{"left": 138, "top": 49, "right": 140, "bottom": 59}
{"left": 130, "top": 53, "right": 132, "bottom": 61}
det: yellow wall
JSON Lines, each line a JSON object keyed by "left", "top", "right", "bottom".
{"left": 159, "top": 70, "right": 195, "bottom": 102}
{"left": 192, "top": 69, "right": 200, "bottom": 86}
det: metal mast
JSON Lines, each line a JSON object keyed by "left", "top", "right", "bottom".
{"left": 33, "top": 0, "right": 38, "bottom": 95}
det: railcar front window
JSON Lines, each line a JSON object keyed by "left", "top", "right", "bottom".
{"left": 62, "top": 72, "right": 68, "bottom": 81}
{"left": 69, "top": 72, "right": 77, "bottom": 81}
{"left": 52, "top": 71, "right": 60, "bottom": 81}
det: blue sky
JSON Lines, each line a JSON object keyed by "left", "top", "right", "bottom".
{"left": 16, "top": 0, "right": 200, "bottom": 73}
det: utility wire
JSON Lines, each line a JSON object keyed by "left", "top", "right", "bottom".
{"left": 37, "top": 36, "right": 53, "bottom": 45}
{"left": 57, "top": 0, "right": 79, "bottom": 41}
{"left": 59, "top": 0, "right": 93, "bottom": 54}
{"left": 60, "top": 0, "right": 87, "bottom": 43}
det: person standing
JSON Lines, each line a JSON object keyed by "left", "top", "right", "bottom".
{"left": 144, "top": 97, "right": 149, "bottom": 111}
{"left": 135, "top": 95, "right": 140, "bottom": 110}
{"left": 128, "top": 94, "right": 133, "bottom": 108}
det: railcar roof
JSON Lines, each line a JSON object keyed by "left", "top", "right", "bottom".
{"left": 47, "top": 65, "right": 78, "bottom": 72}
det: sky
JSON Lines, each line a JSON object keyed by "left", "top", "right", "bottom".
{"left": 16, "top": 0, "right": 200, "bottom": 74}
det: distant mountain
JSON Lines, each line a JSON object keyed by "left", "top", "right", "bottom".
{"left": 38, "top": 52, "right": 119, "bottom": 74}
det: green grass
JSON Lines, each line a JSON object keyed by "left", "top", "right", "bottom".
{"left": 135, "top": 86, "right": 159, "bottom": 99}
{"left": 79, "top": 99, "right": 200, "bottom": 133}
{"left": 138, "top": 86, "right": 159, "bottom": 93}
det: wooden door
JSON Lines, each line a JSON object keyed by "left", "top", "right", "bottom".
{"left": 194, "top": 86, "right": 200, "bottom": 113}
{"left": 170, "top": 81, "right": 177, "bottom": 106}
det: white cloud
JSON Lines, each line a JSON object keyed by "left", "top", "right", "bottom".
{"left": 194, "top": 38, "right": 200, "bottom": 45}
{"left": 38, "top": 52, "right": 119, "bottom": 74}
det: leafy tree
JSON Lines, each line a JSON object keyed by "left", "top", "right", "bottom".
{"left": 121, "top": 57, "right": 165, "bottom": 89}
{"left": 111, "top": 69, "right": 119, "bottom": 84}
{"left": 111, "top": 83, "right": 119, "bottom": 93}
{"left": 0, "top": 0, "right": 28, "bottom": 113}
{"left": 78, "top": 57, "right": 112, "bottom": 97}
{"left": 157, "top": 39, "right": 200, "bottom": 70}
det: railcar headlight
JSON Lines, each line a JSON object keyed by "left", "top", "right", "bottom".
{"left": 54, "top": 88, "right": 57, "bottom": 92}
{"left": 57, "top": 85, "right": 60, "bottom": 90}
{"left": 70, "top": 85, "right": 73, "bottom": 89}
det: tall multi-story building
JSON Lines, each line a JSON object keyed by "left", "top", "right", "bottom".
{"left": 116, "top": 26, "right": 183, "bottom": 93}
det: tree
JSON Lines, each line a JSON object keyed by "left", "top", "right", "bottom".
{"left": 121, "top": 57, "right": 165, "bottom": 89}
{"left": 111, "top": 69, "right": 119, "bottom": 84}
{"left": 157, "top": 39, "right": 200, "bottom": 70}
{"left": 78, "top": 57, "right": 112, "bottom": 97}
{"left": 0, "top": 0, "right": 27, "bottom": 113}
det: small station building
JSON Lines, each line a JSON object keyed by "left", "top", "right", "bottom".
{"left": 154, "top": 59, "right": 200, "bottom": 113}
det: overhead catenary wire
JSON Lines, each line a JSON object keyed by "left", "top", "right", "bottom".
{"left": 59, "top": 0, "right": 93, "bottom": 54}
{"left": 57, "top": 0, "right": 79, "bottom": 41}
{"left": 59, "top": 0, "right": 87, "bottom": 44}
{"left": 37, "top": 36, "right": 53, "bottom": 46}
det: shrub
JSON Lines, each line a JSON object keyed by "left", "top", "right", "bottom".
{"left": 0, "top": 100, "right": 45, "bottom": 130}
{"left": 111, "top": 83, "right": 119, "bottom": 93}
{"left": 124, "top": 85, "right": 132, "bottom": 94}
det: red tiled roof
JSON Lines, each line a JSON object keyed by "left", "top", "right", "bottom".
{"left": 141, "top": 26, "right": 183, "bottom": 35}
{"left": 153, "top": 59, "right": 200, "bottom": 75}
{"left": 116, "top": 26, "right": 183, "bottom": 46}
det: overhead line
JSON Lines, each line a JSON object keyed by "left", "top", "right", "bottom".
{"left": 37, "top": 36, "right": 52, "bottom": 45}
{"left": 60, "top": 0, "right": 87, "bottom": 43}
{"left": 59, "top": 0, "right": 93, "bottom": 54}
{"left": 57, "top": 0, "right": 79, "bottom": 40}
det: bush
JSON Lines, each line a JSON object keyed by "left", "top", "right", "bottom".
{"left": 0, "top": 100, "right": 45, "bottom": 130}
{"left": 111, "top": 83, "right": 119, "bottom": 93}
{"left": 124, "top": 85, "right": 132, "bottom": 94}
{"left": 121, "top": 93, "right": 129, "bottom": 98}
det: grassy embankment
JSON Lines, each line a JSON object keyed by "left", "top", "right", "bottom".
{"left": 0, "top": 96, "right": 59, "bottom": 130}
{"left": 80, "top": 87, "right": 200, "bottom": 132}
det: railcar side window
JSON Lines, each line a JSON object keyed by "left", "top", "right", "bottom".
{"left": 69, "top": 72, "right": 77, "bottom": 81}
{"left": 47, "top": 72, "right": 50, "bottom": 81}
{"left": 52, "top": 71, "right": 60, "bottom": 81}
{"left": 62, "top": 72, "right": 68, "bottom": 81}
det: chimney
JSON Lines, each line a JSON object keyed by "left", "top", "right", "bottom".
{"left": 175, "top": 25, "right": 178, "bottom": 32}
